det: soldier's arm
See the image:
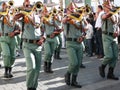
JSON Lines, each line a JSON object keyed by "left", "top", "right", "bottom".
{"left": 13, "top": 13, "right": 24, "bottom": 21}
{"left": 102, "top": 12, "right": 112, "bottom": 20}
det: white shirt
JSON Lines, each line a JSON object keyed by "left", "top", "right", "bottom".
{"left": 86, "top": 23, "right": 93, "bottom": 39}
{"left": 95, "top": 11, "right": 104, "bottom": 28}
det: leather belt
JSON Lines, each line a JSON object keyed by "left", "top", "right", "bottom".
{"left": 66, "top": 38, "right": 77, "bottom": 42}
{"left": 23, "top": 38, "right": 39, "bottom": 44}
{"left": 1, "top": 33, "right": 10, "bottom": 36}
{"left": 46, "top": 35, "right": 50, "bottom": 38}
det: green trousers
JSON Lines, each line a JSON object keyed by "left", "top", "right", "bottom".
{"left": 44, "top": 37, "right": 57, "bottom": 62}
{"left": 0, "top": 36, "right": 16, "bottom": 67}
{"left": 102, "top": 34, "right": 118, "bottom": 68}
{"left": 55, "top": 35, "right": 62, "bottom": 52}
{"left": 23, "top": 42, "right": 42, "bottom": 88}
{"left": 66, "top": 41, "right": 83, "bottom": 75}
{"left": 15, "top": 35, "right": 21, "bottom": 50}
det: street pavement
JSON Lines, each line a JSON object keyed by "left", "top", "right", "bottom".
{"left": 0, "top": 49, "right": 120, "bottom": 90}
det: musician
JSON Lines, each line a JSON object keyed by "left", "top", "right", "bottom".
{"left": 63, "top": 11, "right": 85, "bottom": 88}
{"left": 54, "top": 9, "right": 63, "bottom": 60}
{"left": 99, "top": 1, "right": 119, "bottom": 80}
{"left": 0, "top": 2, "right": 20, "bottom": 78}
{"left": 14, "top": 1, "right": 45, "bottom": 90}
{"left": 43, "top": 10, "right": 61, "bottom": 73}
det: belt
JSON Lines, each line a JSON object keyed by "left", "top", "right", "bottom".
{"left": 1, "top": 33, "right": 10, "bottom": 36}
{"left": 46, "top": 35, "right": 50, "bottom": 38}
{"left": 66, "top": 38, "right": 77, "bottom": 42}
{"left": 23, "top": 38, "right": 39, "bottom": 44}
{"left": 102, "top": 31, "right": 113, "bottom": 36}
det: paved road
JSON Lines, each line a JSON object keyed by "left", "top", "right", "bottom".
{"left": 0, "top": 49, "right": 120, "bottom": 90}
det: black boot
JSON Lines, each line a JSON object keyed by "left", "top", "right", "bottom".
{"left": 56, "top": 51, "right": 62, "bottom": 60}
{"left": 99, "top": 64, "right": 106, "bottom": 78}
{"left": 107, "top": 67, "right": 119, "bottom": 80}
{"left": 71, "top": 74, "right": 82, "bottom": 88}
{"left": 44, "top": 62, "right": 47, "bottom": 72}
{"left": 65, "top": 72, "right": 71, "bottom": 85}
{"left": 80, "top": 64, "right": 86, "bottom": 68}
{"left": 27, "top": 88, "right": 36, "bottom": 90}
{"left": 46, "top": 62, "right": 53, "bottom": 73}
{"left": 54, "top": 50, "right": 57, "bottom": 59}
{"left": 8, "top": 67, "right": 13, "bottom": 78}
{"left": 4, "top": 67, "right": 9, "bottom": 78}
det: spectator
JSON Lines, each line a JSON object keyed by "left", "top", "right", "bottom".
{"left": 85, "top": 18, "right": 94, "bottom": 57}
{"left": 95, "top": 5, "right": 104, "bottom": 58}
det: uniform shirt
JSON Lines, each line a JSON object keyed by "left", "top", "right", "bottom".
{"left": 55, "top": 16, "right": 62, "bottom": 29}
{"left": 102, "top": 13, "right": 114, "bottom": 33}
{"left": 95, "top": 11, "right": 104, "bottom": 28}
{"left": 0, "top": 16, "right": 18, "bottom": 34}
{"left": 64, "top": 21, "right": 83, "bottom": 39}
{"left": 44, "top": 18, "right": 56, "bottom": 35}
{"left": 85, "top": 23, "right": 93, "bottom": 39}
{"left": 21, "top": 14, "right": 43, "bottom": 40}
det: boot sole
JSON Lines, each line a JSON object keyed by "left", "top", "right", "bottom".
{"left": 99, "top": 67, "right": 105, "bottom": 78}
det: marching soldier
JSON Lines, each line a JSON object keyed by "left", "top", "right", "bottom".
{"left": 14, "top": 1, "right": 45, "bottom": 90}
{"left": 63, "top": 12, "right": 85, "bottom": 88}
{"left": 43, "top": 10, "right": 61, "bottom": 73}
{"left": 0, "top": 2, "right": 20, "bottom": 78}
{"left": 99, "top": 1, "right": 119, "bottom": 80}
{"left": 54, "top": 8, "right": 63, "bottom": 60}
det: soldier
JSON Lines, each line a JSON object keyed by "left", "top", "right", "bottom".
{"left": 63, "top": 13, "right": 85, "bottom": 88}
{"left": 99, "top": 1, "right": 119, "bottom": 80}
{"left": 14, "top": 1, "right": 45, "bottom": 90}
{"left": 0, "top": 2, "right": 20, "bottom": 78}
{"left": 43, "top": 10, "right": 61, "bottom": 73}
{"left": 54, "top": 8, "right": 63, "bottom": 60}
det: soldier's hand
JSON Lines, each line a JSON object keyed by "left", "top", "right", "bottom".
{"left": 50, "top": 33, "right": 55, "bottom": 38}
{"left": 37, "top": 38, "right": 45, "bottom": 46}
{"left": 77, "top": 37, "right": 83, "bottom": 43}
{"left": 9, "top": 32, "right": 15, "bottom": 38}
{"left": 37, "top": 40, "right": 42, "bottom": 46}
{"left": 113, "top": 32, "right": 119, "bottom": 38}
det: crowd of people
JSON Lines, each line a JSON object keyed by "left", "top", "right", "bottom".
{"left": 0, "top": 0, "right": 120, "bottom": 90}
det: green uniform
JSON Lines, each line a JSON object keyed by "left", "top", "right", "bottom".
{"left": 0, "top": 17, "right": 16, "bottom": 68}
{"left": 99, "top": 14, "right": 119, "bottom": 80}
{"left": 20, "top": 15, "right": 43, "bottom": 88}
{"left": 43, "top": 18, "right": 58, "bottom": 73}
{"left": 64, "top": 21, "right": 83, "bottom": 88}
{"left": 102, "top": 16, "right": 118, "bottom": 68}
{"left": 54, "top": 16, "right": 63, "bottom": 59}
{"left": 44, "top": 19, "right": 57, "bottom": 62}
{"left": 65, "top": 22, "right": 83, "bottom": 75}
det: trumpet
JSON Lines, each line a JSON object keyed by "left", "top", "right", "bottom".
{"left": 42, "top": 12, "right": 53, "bottom": 22}
{"left": 0, "top": 8, "right": 9, "bottom": 16}
{"left": 76, "top": 4, "right": 91, "bottom": 15}
{"left": 8, "top": 0, "right": 14, "bottom": 7}
{"left": 110, "top": 6, "right": 120, "bottom": 14}
{"left": 67, "top": 13, "right": 83, "bottom": 22}
{"left": 20, "top": 1, "right": 43, "bottom": 16}
{"left": 35, "top": 1, "right": 43, "bottom": 11}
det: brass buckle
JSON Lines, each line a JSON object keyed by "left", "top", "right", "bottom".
{"left": 33, "top": 40, "right": 37, "bottom": 44}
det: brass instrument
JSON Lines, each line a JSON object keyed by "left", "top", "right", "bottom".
{"left": 20, "top": 1, "right": 43, "bottom": 16}
{"left": 0, "top": 8, "right": 9, "bottom": 16}
{"left": 42, "top": 8, "right": 58, "bottom": 22}
{"left": 76, "top": 4, "right": 91, "bottom": 15}
{"left": 43, "top": 12, "right": 53, "bottom": 22}
{"left": 8, "top": 0, "right": 14, "bottom": 7}
{"left": 67, "top": 13, "right": 83, "bottom": 22}
{"left": 110, "top": 6, "right": 120, "bottom": 14}
{"left": 35, "top": 1, "right": 43, "bottom": 11}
